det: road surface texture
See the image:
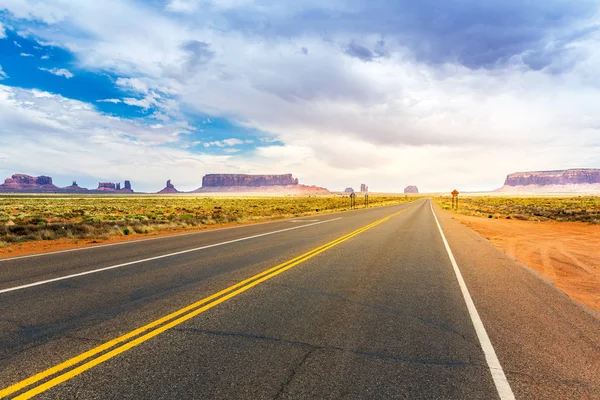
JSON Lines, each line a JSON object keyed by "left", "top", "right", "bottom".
{"left": 1, "top": 199, "right": 599, "bottom": 399}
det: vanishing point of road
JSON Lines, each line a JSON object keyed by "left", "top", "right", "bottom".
{"left": 0, "top": 199, "right": 599, "bottom": 399}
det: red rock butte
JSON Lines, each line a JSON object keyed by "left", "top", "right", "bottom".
{"left": 193, "top": 174, "right": 328, "bottom": 193}
{"left": 496, "top": 168, "right": 600, "bottom": 192}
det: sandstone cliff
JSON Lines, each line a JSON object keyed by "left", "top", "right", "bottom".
{"left": 194, "top": 174, "right": 328, "bottom": 193}
{"left": 202, "top": 174, "right": 299, "bottom": 187}
{"left": 0, "top": 174, "right": 58, "bottom": 192}
{"left": 497, "top": 169, "right": 600, "bottom": 192}
{"left": 404, "top": 185, "right": 419, "bottom": 194}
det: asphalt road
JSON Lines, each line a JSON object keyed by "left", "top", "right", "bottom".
{"left": 0, "top": 199, "right": 599, "bottom": 399}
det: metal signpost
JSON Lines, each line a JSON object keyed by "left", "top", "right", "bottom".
{"left": 349, "top": 192, "right": 356, "bottom": 209}
{"left": 451, "top": 189, "right": 459, "bottom": 210}
{"left": 365, "top": 193, "right": 369, "bottom": 208}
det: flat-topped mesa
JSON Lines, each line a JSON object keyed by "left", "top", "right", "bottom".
{"left": 404, "top": 185, "right": 419, "bottom": 194}
{"left": 0, "top": 174, "right": 58, "bottom": 191}
{"left": 194, "top": 173, "right": 329, "bottom": 193}
{"left": 504, "top": 169, "right": 600, "bottom": 186}
{"left": 202, "top": 174, "right": 299, "bottom": 187}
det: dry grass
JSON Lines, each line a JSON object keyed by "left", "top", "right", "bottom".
{"left": 435, "top": 195, "right": 600, "bottom": 223}
{"left": 0, "top": 194, "right": 418, "bottom": 246}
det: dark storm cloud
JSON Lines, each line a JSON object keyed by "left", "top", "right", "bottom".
{"left": 345, "top": 42, "right": 375, "bottom": 61}
{"left": 181, "top": 40, "right": 214, "bottom": 67}
{"left": 216, "top": 0, "right": 599, "bottom": 70}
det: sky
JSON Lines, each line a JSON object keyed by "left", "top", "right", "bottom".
{"left": 0, "top": 1, "right": 599, "bottom": 193}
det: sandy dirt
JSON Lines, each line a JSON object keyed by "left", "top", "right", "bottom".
{"left": 452, "top": 214, "right": 600, "bottom": 312}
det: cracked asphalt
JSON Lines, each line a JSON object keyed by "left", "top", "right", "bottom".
{"left": 1, "top": 199, "right": 599, "bottom": 399}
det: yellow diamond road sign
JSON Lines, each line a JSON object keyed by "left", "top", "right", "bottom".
{"left": 451, "top": 189, "right": 459, "bottom": 197}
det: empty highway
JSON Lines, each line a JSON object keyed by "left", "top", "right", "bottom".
{"left": 1, "top": 199, "right": 599, "bottom": 399}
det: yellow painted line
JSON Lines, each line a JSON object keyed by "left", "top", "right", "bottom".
{"left": 0, "top": 218, "right": 382, "bottom": 399}
{"left": 2, "top": 206, "right": 412, "bottom": 399}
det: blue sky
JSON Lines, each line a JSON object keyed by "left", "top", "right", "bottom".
{"left": 0, "top": 1, "right": 599, "bottom": 192}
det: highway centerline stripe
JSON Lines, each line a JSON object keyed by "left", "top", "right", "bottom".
{"left": 430, "top": 201, "right": 515, "bottom": 400}
{"left": 0, "top": 217, "right": 344, "bottom": 294}
{"left": 1, "top": 206, "right": 413, "bottom": 399}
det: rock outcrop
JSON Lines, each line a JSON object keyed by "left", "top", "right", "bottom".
{"left": 193, "top": 174, "right": 328, "bottom": 193}
{"left": 62, "top": 181, "right": 88, "bottom": 192}
{"left": 496, "top": 169, "right": 600, "bottom": 192}
{"left": 0, "top": 174, "right": 58, "bottom": 192}
{"left": 404, "top": 185, "right": 419, "bottom": 194}
{"left": 360, "top": 184, "right": 368, "bottom": 192}
{"left": 0, "top": 173, "right": 137, "bottom": 193}
{"left": 96, "top": 181, "right": 134, "bottom": 193}
{"left": 344, "top": 188, "right": 354, "bottom": 193}
{"left": 202, "top": 174, "right": 299, "bottom": 187}
{"left": 158, "top": 180, "right": 180, "bottom": 194}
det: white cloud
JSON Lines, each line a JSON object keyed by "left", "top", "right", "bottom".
{"left": 116, "top": 77, "right": 150, "bottom": 94}
{"left": 39, "top": 67, "right": 74, "bottom": 78}
{"left": 97, "top": 98, "right": 121, "bottom": 103}
{"left": 20, "top": 53, "right": 33, "bottom": 57}
{"left": 0, "top": 22, "right": 5, "bottom": 39}
{"left": 41, "top": 55, "right": 50, "bottom": 60}
{"left": 203, "top": 138, "right": 245, "bottom": 147}
{"left": 0, "top": 85, "right": 224, "bottom": 192}
{"left": 0, "top": 65, "right": 7, "bottom": 80}
{"left": 123, "top": 94, "right": 158, "bottom": 109}
{"left": 13, "top": 41, "right": 21, "bottom": 47}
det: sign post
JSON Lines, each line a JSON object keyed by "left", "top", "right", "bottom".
{"left": 350, "top": 192, "right": 356, "bottom": 210}
{"left": 451, "top": 189, "right": 459, "bottom": 210}
{"left": 365, "top": 193, "right": 369, "bottom": 208}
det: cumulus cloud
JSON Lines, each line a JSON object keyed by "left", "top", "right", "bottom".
{"left": 0, "top": 85, "right": 229, "bottom": 191}
{"left": 20, "top": 53, "right": 33, "bottom": 57}
{"left": 0, "top": 22, "right": 6, "bottom": 39}
{"left": 39, "top": 67, "right": 74, "bottom": 78}
{"left": 96, "top": 98, "right": 121, "bottom": 103}
{"left": 0, "top": 0, "right": 599, "bottom": 191}
{"left": 203, "top": 138, "right": 245, "bottom": 147}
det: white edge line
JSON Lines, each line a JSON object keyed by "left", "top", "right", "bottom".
{"left": 429, "top": 200, "right": 515, "bottom": 400}
{"left": 0, "top": 217, "right": 343, "bottom": 295}
{"left": 0, "top": 216, "right": 322, "bottom": 263}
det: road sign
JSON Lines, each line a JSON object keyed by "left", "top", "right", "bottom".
{"left": 451, "top": 189, "right": 459, "bottom": 210}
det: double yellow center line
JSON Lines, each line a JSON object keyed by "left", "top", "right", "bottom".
{"left": 1, "top": 206, "right": 412, "bottom": 399}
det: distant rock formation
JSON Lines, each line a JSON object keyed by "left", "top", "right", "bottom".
{"left": 193, "top": 174, "right": 328, "bottom": 193}
{"left": 158, "top": 180, "right": 180, "bottom": 194}
{"left": 496, "top": 169, "right": 600, "bottom": 192}
{"left": 404, "top": 185, "right": 419, "bottom": 194}
{"left": 96, "top": 181, "right": 134, "bottom": 193}
{"left": 202, "top": 174, "right": 299, "bottom": 187}
{"left": 0, "top": 173, "right": 137, "bottom": 193}
{"left": 62, "top": 181, "right": 88, "bottom": 192}
{"left": 0, "top": 174, "right": 58, "bottom": 192}
{"left": 344, "top": 188, "right": 354, "bottom": 193}
{"left": 360, "top": 183, "right": 368, "bottom": 192}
